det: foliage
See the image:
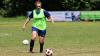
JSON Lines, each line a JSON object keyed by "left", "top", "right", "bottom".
{"left": 61, "top": 0, "right": 100, "bottom": 10}
{"left": 0, "top": 0, "right": 33, "bottom": 17}
{"left": 0, "top": 0, "right": 100, "bottom": 17}
{"left": 0, "top": 0, "right": 16, "bottom": 17}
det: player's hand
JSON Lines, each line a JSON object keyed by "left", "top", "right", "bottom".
{"left": 52, "top": 20, "right": 55, "bottom": 23}
{"left": 51, "top": 16, "right": 55, "bottom": 23}
{"left": 22, "top": 25, "right": 26, "bottom": 31}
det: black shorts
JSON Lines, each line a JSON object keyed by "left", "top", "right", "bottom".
{"left": 32, "top": 27, "right": 46, "bottom": 37}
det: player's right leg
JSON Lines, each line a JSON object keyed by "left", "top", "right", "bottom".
{"left": 38, "top": 30, "right": 46, "bottom": 53}
{"left": 30, "top": 27, "right": 38, "bottom": 53}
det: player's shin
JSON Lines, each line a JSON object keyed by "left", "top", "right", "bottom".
{"left": 39, "top": 37, "right": 45, "bottom": 53}
{"left": 40, "top": 42, "right": 44, "bottom": 53}
{"left": 30, "top": 39, "right": 35, "bottom": 52}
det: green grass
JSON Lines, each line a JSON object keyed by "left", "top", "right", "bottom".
{"left": 0, "top": 17, "right": 100, "bottom": 56}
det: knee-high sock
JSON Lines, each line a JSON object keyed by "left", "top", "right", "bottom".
{"left": 40, "top": 43, "right": 44, "bottom": 52}
{"left": 30, "top": 39, "right": 34, "bottom": 52}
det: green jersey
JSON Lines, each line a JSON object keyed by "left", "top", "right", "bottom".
{"left": 32, "top": 9, "right": 46, "bottom": 30}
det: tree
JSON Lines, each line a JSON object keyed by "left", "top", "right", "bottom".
{"left": 0, "top": 0, "right": 100, "bottom": 17}
{"left": 61, "top": 0, "right": 100, "bottom": 11}
{"left": 0, "top": 0, "right": 16, "bottom": 17}
{"left": 0, "top": 0, "right": 34, "bottom": 17}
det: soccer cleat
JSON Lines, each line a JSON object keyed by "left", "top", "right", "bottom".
{"left": 40, "top": 43, "right": 44, "bottom": 53}
{"left": 29, "top": 51, "right": 34, "bottom": 53}
{"left": 29, "top": 47, "right": 34, "bottom": 53}
{"left": 40, "top": 48, "right": 43, "bottom": 53}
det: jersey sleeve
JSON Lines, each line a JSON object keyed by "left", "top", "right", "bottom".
{"left": 27, "top": 11, "right": 33, "bottom": 19}
{"left": 44, "top": 10, "right": 51, "bottom": 18}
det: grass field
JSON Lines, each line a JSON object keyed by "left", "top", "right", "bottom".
{"left": 0, "top": 17, "right": 100, "bottom": 56}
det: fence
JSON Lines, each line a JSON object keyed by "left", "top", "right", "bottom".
{"left": 49, "top": 11, "right": 80, "bottom": 21}
{"left": 80, "top": 11, "right": 100, "bottom": 21}
{"left": 27, "top": 11, "right": 100, "bottom": 21}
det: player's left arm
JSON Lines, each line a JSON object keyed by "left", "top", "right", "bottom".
{"left": 47, "top": 16, "right": 54, "bottom": 23}
{"left": 44, "top": 10, "right": 54, "bottom": 23}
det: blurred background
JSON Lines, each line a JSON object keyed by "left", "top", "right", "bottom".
{"left": 0, "top": 1, "right": 100, "bottom": 56}
{"left": 0, "top": 0, "right": 100, "bottom": 21}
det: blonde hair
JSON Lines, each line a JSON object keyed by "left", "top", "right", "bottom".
{"left": 35, "top": 1, "right": 42, "bottom": 5}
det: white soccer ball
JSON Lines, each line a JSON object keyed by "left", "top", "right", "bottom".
{"left": 22, "top": 40, "right": 29, "bottom": 45}
{"left": 45, "top": 49, "right": 53, "bottom": 56}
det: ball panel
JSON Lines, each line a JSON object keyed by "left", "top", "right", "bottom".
{"left": 45, "top": 49, "right": 53, "bottom": 56}
{"left": 22, "top": 40, "right": 29, "bottom": 45}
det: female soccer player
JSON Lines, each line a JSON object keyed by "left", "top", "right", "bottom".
{"left": 22, "top": 1, "right": 54, "bottom": 53}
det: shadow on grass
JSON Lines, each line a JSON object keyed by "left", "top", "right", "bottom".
{"left": 18, "top": 51, "right": 41, "bottom": 54}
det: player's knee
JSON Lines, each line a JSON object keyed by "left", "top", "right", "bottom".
{"left": 40, "top": 38, "right": 44, "bottom": 43}
{"left": 31, "top": 37, "right": 36, "bottom": 40}
{"left": 40, "top": 41, "right": 44, "bottom": 44}
{"left": 32, "top": 35, "right": 36, "bottom": 40}
{"left": 32, "top": 31, "right": 37, "bottom": 39}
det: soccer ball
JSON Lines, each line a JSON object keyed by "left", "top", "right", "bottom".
{"left": 22, "top": 40, "right": 29, "bottom": 45}
{"left": 45, "top": 49, "right": 53, "bottom": 56}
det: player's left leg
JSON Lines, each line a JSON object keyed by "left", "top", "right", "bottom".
{"left": 39, "top": 36, "right": 45, "bottom": 53}
{"left": 38, "top": 30, "right": 46, "bottom": 53}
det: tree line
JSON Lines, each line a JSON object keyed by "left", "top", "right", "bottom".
{"left": 0, "top": 0, "right": 100, "bottom": 17}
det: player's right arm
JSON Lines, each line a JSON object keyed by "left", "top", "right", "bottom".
{"left": 22, "top": 17, "right": 30, "bottom": 30}
{"left": 22, "top": 11, "right": 33, "bottom": 30}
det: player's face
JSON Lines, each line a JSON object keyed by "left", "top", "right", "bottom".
{"left": 36, "top": 3, "right": 41, "bottom": 9}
